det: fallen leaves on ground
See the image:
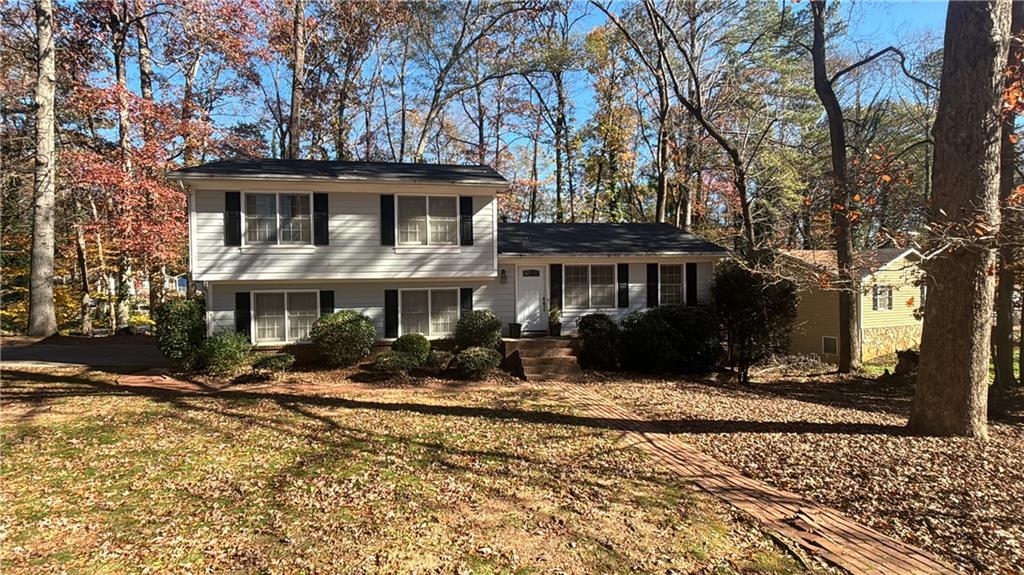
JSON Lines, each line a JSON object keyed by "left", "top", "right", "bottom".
{"left": 586, "top": 371, "right": 1024, "bottom": 574}
{"left": 1, "top": 367, "right": 808, "bottom": 574}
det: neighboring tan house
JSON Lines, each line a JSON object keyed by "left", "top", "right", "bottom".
{"left": 167, "top": 159, "right": 728, "bottom": 345}
{"left": 783, "top": 248, "right": 925, "bottom": 362}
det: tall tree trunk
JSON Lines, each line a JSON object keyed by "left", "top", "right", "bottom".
{"left": 993, "top": 0, "right": 1024, "bottom": 401}
{"left": 655, "top": 122, "right": 669, "bottom": 223}
{"left": 554, "top": 71, "right": 566, "bottom": 222}
{"left": 136, "top": 5, "right": 163, "bottom": 314}
{"left": 529, "top": 127, "right": 539, "bottom": 222}
{"left": 909, "top": 0, "right": 1011, "bottom": 438}
{"left": 75, "top": 221, "right": 93, "bottom": 335}
{"left": 287, "top": 0, "right": 306, "bottom": 160}
{"left": 28, "top": 0, "right": 57, "bottom": 337}
{"left": 811, "top": 0, "right": 861, "bottom": 373}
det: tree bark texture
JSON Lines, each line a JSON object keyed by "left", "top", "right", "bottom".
{"left": 288, "top": 0, "right": 306, "bottom": 160}
{"left": 909, "top": 0, "right": 1011, "bottom": 438}
{"left": 29, "top": 0, "right": 57, "bottom": 337}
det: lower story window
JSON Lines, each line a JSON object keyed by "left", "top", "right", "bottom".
{"left": 400, "top": 288, "right": 459, "bottom": 337}
{"left": 253, "top": 291, "right": 318, "bottom": 344}
{"left": 660, "top": 264, "right": 683, "bottom": 305}
{"left": 564, "top": 264, "right": 615, "bottom": 309}
{"left": 822, "top": 336, "right": 839, "bottom": 355}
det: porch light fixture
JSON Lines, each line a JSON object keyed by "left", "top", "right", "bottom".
{"left": 500, "top": 269, "right": 508, "bottom": 284}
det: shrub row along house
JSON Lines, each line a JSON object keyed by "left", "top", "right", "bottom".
{"left": 168, "top": 159, "right": 728, "bottom": 348}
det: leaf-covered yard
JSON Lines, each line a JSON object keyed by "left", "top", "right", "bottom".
{"left": 592, "top": 372, "right": 1024, "bottom": 574}
{"left": 1, "top": 368, "right": 806, "bottom": 575}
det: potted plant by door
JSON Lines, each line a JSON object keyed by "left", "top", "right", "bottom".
{"left": 508, "top": 322, "right": 522, "bottom": 339}
{"left": 548, "top": 303, "right": 562, "bottom": 337}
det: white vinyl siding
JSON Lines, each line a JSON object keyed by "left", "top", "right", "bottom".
{"left": 191, "top": 190, "right": 496, "bottom": 281}
{"left": 564, "top": 264, "right": 615, "bottom": 310}
{"left": 660, "top": 264, "right": 683, "bottom": 305}
{"left": 252, "top": 291, "right": 318, "bottom": 344}
{"left": 398, "top": 196, "right": 457, "bottom": 246}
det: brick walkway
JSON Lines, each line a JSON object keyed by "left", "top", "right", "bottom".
{"left": 554, "top": 383, "right": 959, "bottom": 575}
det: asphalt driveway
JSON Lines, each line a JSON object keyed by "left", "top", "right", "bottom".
{"left": 2, "top": 337, "right": 170, "bottom": 369}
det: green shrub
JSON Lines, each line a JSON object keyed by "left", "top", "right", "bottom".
{"left": 310, "top": 310, "right": 377, "bottom": 367}
{"left": 450, "top": 346, "right": 503, "bottom": 380}
{"left": 576, "top": 313, "right": 619, "bottom": 370}
{"left": 454, "top": 309, "right": 502, "bottom": 350}
{"left": 370, "top": 350, "right": 422, "bottom": 376}
{"left": 712, "top": 260, "right": 797, "bottom": 384}
{"left": 392, "top": 333, "right": 430, "bottom": 362}
{"left": 252, "top": 352, "right": 295, "bottom": 372}
{"left": 424, "top": 349, "right": 454, "bottom": 374}
{"left": 620, "top": 305, "right": 722, "bottom": 374}
{"left": 152, "top": 298, "right": 207, "bottom": 370}
{"left": 200, "top": 332, "right": 252, "bottom": 375}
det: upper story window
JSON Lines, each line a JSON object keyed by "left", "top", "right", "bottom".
{"left": 564, "top": 264, "right": 615, "bottom": 309}
{"left": 660, "top": 264, "right": 683, "bottom": 305}
{"left": 397, "top": 196, "right": 457, "bottom": 246}
{"left": 245, "top": 193, "right": 311, "bottom": 246}
{"left": 872, "top": 285, "right": 893, "bottom": 310}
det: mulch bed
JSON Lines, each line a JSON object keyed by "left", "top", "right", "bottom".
{"left": 585, "top": 371, "right": 1024, "bottom": 574}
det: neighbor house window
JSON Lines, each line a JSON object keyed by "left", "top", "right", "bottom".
{"left": 397, "top": 196, "right": 457, "bottom": 246}
{"left": 660, "top": 264, "right": 683, "bottom": 305}
{"left": 252, "top": 291, "right": 318, "bottom": 344}
{"left": 564, "top": 265, "right": 616, "bottom": 309}
{"left": 822, "top": 336, "right": 838, "bottom": 355}
{"left": 872, "top": 285, "right": 893, "bottom": 310}
{"left": 245, "top": 192, "right": 312, "bottom": 245}
{"left": 400, "top": 288, "right": 459, "bottom": 337}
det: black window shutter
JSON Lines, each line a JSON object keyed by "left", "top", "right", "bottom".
{"left": 647, "top": 263, "right": 659, "bottom": 307}
{"left": 380, "top": 195, "right": 395, "bottom": 246}
{"left": 459, "top": 196, "right": 474, "bottom": 246}
{"left": 224, "top": 191, "right": 241, "bottom": 246}
{"left": 319, "top": 290, "right": 334, "bottom": 316}
{"left": 686, "top": 263, "right": 698, "bottom": 306}
{"left": 872, "top": 286, "right": 879, "bottom": 311}
{"left": 384, "top": 289, "right": 398, "bottom": 338}
{"left": 617, "top": 263, "right": 629, "bottom": 308}
{"left": 549, "top": 264, "right": 563, "bottom": 311}
{"left": 460, "top": 287, "right": 473, "bottom": 312}
{"left": 313, "top": 193, "right": 329, "bottom": 245}
{"left": 234, "top": 292, "right": 251, "bottom": 335}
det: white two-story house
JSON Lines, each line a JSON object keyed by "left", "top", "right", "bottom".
{"left": 168, "top": 159, "right": 728, "bottom": 346}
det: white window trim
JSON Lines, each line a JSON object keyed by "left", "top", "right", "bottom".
{"left": 397, "top": 287, "right": 461, "bottom": 338}
{"left": 822, "top": 336, "right": 839, "bottom": 355}
{"left": 241, "top": 191, "right": 315, "bottom": 247}
{"left": 395, "top": 194, "right": 461, "bottom": 248}
{"left": 659, "top": 263, "right": 685, "bottom": 306}
{"left": 249, "top": 289, "right": 320, "bottom": 345}
{"left": 873, "top": 285, "right": 894, "bottom": 311}
{"left": 562, "top": 264, "right": 617, "bottom": 311}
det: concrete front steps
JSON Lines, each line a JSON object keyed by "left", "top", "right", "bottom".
{"left": 502, "top": 338, "right": 581, "bottom": 382}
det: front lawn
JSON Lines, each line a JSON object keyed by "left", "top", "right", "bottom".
{"left": 591, "top": 372, "right": 1024, "bottom": 574}
{"left": 1, "top": 367, "right": 806, "bottom": 574}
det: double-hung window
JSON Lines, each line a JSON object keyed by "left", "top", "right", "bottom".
{"left": 872, "top": 285, "right": 893, "bottom": 310}
{"left": 245, "top": 193, "right": 312, "bottom": 245}
{"left": 397, "top": 196, "right": 457, "bottom": 246}
{"left": 564, "top": 265, "right": 615, "bottom": 309}
{"left": 660, "top": 264, "right": 683, "bottom": 305}
{"left": 252, "top": 291, "right": 318, "bottom": 344}
{"left": 399, "top": 288, "right": 459, "bottom": 337}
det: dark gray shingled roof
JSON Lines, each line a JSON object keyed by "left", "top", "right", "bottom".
{"left": 497, "top": 223, "right": 728, "bottom": 255}
{"left": 167, "top": 158, "right": 507, "bottom": 185}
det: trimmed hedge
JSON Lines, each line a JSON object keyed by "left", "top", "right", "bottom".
{"left": 252, "top": 352, "right": 295, "bottom": 373}
{"left": 576, "top": 313, "right": 619, "bottom": 370}
{"left": 370, "top": 351, "right": 422, "bottom": 376}
{"left": 310, "top": 310, "right": 377, "bottom": 367}
{"left": 152, "top": 298, "right": 206, "bottom": 370}
{"left": 200, "top": 332, "right": 252, "bottom": 375}
{"left": 619, "top": 305, "right": 721, "bottom": 374}
{"left": 424, "top": 349, "right": 454, "bottom": 374}
{"left": 450, "top": 346, "right": 502, "bottom": 380}
{"left": 392, "top": 333, "right": 430, "bottom": 362}
{"left": 454, "top": 309, "right": 502, "bottom": 350}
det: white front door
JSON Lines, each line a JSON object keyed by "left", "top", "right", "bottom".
{"left": 516, "top": 266, "right": 547, "bottom": 332}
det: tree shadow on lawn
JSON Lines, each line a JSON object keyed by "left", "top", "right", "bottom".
{"left": 3, "top": 368, "right": 910, "bottom": 437}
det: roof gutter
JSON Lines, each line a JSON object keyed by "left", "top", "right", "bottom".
{"left": 165, "top": 172, "right": 508, "bottom": 188}
{"left": 497, "top": 251, "right": 728, "bottom": 258}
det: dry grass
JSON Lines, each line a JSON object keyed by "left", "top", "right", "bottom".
{"left": 1, "top": 367, "right": 806, "bottom": 575}
{"left": 586, "top": 371, "right": 1024, "bottom": 574}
